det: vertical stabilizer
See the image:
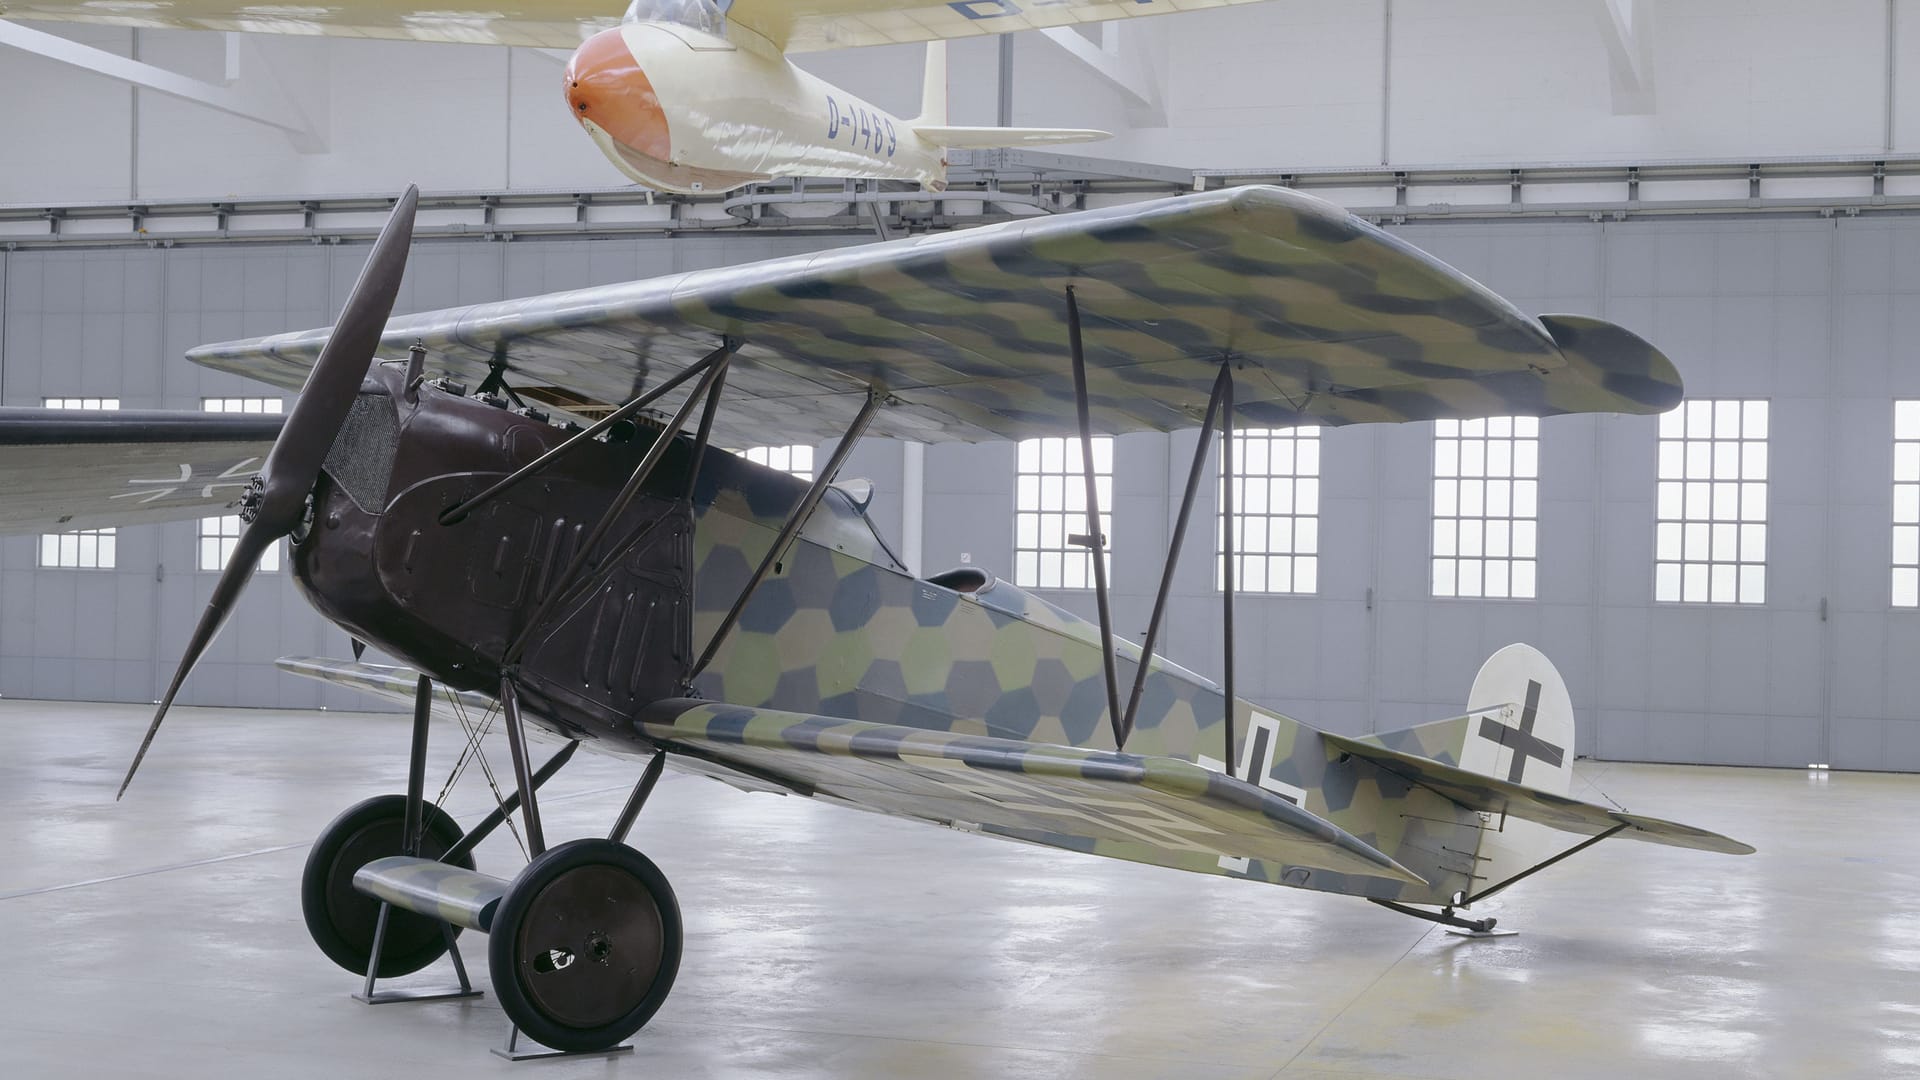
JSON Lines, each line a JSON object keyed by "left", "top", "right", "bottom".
{"left": 913, "top": 39, "right": 947, "bottom": 128}
{"left": 1459, "top": 643, "right": 1578, "bottom": 896}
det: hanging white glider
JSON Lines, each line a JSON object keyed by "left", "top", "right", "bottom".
{"left": 563, "top": 1, "right": 1108, "bottom": 193}
{"left": 5, "top": 0, "right": 1282, "bottom": 192}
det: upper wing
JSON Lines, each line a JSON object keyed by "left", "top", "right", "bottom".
{"left": 0, "top": 408, "right": 283, "bottom": 535}
{"left": 190, "top": 186, "right": 1683, "bottom": 449}
{"left": 1321, "top": 732, "right": 1754, "bottom": 855}
{"left": 0, "top": 0, "right": 617, "bottom": 47}
{"left": 729, "top": 0, "right": 1269, "bottom": 52}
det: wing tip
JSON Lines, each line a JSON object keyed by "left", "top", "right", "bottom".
{"left": 1538, "top": 313, "right": 1686, "bottom": 415}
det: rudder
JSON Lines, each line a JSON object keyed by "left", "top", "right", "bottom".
{"left": 1457, "top": 643, "right": 1578, "bottom": 897}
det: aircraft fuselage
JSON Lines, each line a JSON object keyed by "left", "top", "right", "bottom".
{"left": 290, "top": 362, "right": 1480, "bottom": 906}
{"left": 564, "top": 22, "right": 946, "bottom": 194}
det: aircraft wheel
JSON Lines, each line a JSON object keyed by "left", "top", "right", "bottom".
{"left": 488, "top": 838, "right": 682, "bottom": 1052}
{"left": 300, "top": 794, "right": 473, "bottom": 978}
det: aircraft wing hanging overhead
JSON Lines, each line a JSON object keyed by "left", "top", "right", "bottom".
{"left": 0, "top": 0, "right": 618, "bottom": 48}
{"left": 190, "top": 187, "right": 1684, "bottom": 450}
{"left": 6, "top": 0, "right": 1268, "bottom": 50}
{"left": 0, "top": 408, "right": 284, "bottom": 534}
{"left": 725, "top": 0, "right": 1270, "bottom": 52}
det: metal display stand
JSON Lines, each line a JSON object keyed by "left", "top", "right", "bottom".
{"left": 493, "top": 1027, "right": 635, "bottom": 1062}
{"left": 354, "top": 918, "right": 482, "bottom": 1005}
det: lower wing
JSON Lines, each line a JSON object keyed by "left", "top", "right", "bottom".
{"left": 276, "top": 655, "right": 1421, "bottom": 886}
{"left": 638, "top": 699, "right": 1425, "bottom": 884}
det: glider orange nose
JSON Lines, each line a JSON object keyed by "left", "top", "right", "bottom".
{"left": 565, "top": 28, "right": 670, "bottom": 162}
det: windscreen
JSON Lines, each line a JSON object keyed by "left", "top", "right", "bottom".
{"left": 621, "top": 0, "right": 725, "bottom": 34}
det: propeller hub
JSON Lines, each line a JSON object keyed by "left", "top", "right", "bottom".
{"left": 238, "top": 475, "right": 266, "bottom": 525}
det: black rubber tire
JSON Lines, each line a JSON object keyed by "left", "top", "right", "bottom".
{"left": 488, "top": 839, "right": 682, "bottom": 1052}
{"left": 300, "top": 794, "right": 473, "bottom": 979}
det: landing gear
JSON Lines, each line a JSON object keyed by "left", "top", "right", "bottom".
{"left": 487, "top": 839, "right": 683, "bottom": 1053}
{"left": 303, "top": 669, "right": 683, "bottom": 1056}
{"left": 301, "top": 794, "right": 473, "bottom": 978}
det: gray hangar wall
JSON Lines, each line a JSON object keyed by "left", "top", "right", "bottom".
{"left": 2, "top": 215, "right": 1916, "bottom": 772}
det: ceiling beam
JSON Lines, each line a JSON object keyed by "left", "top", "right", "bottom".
{"left": 0, "top": 20, "right": 324, "bottom": 150}
{"left": 1589, "top": 0, "right": 1655, "bottom": 114}
{"left": 1037, "top": 24, "right": 1160, "bottom": 111}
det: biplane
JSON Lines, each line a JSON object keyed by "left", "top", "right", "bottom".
{"left": 0, "top": 184, "right": 1751, "bottom": 1055}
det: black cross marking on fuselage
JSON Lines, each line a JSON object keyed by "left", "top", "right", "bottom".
{"left": 1476, "top": 679, "right": 1565, "bottom": 784}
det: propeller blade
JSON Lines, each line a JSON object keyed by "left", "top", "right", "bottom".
{"left": 251, "top": 184, "right": 419, "bottom": 535}
{"left": 116, "top": 185, "right": 419, "bottom": 800}
{"left": 351, "top": 638, "right": 367, "bottom": 661}
{"left": 116, "top": 526, "right": 276, "bottom": 799}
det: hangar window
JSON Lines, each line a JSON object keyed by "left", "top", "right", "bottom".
{"left": 742, "top": 444, "right": 815, "bottom": 480}
{"left": 1217, "top": 427, "right": 1319, "bottom": 594}
{"left": 1655, "top": 400, "right": 1767, "bottom": 604}
{"left": 38, "top": 397, "right": 121, "bottom": 569}
{"left": 1432, "top": 417, "right": 1538, "bottom": 599}
{"left": 1015, "top": 436, "right": 1112, "bottom": 589}
{"left": 1894, "top": 402, "right": 1920, "bottom": 607}
{"left": 199, "top": 398, "right": 284, "bottom": 572}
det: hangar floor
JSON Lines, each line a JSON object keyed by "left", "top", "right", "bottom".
{"left": 0, "top": 699, "right": 1914, "bottom": 1079}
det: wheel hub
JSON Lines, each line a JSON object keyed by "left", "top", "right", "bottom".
{"left": 517, "top": 865, "right": 663, "bottom": 1029}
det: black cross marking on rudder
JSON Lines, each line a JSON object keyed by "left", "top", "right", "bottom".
{"left": 1477, "top": 679, "right": 1565, "bottom": 784}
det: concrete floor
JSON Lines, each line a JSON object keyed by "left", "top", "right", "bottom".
{"left": 2, "top": 701, "right": 1918, "bottom": 1079}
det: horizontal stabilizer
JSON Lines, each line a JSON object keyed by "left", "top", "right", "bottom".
{"left": 914, "top": 125, "right": 1110, "bottom": 149}
{"left": 1322, "top": 732, "right": 1754, "bottom": 856}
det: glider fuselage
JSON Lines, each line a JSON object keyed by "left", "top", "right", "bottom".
{"left": 564, "top": 20, "right": 946, "bottom": 194}
{"left": 292, "top": 362, "right": 1483, "bottom": 906}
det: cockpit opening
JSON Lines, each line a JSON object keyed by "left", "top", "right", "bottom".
{"left": 926, "top": 566, "right": 992, "bottom": 594}
{"left": 621, "top": 0, "right": 726, "bottom": 34}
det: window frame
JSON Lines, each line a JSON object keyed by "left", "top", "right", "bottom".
{"left": 1013, "top": 435, "right": 1113, "bottom": 591}
{"left": 1430, "top": 416, "right": 1541, "bottom": 601}
{"left": 740, "top": 444, "right": 816, "bottom": 481}
{"left": 1893, "top": 401, "right": 1920, "bottom": 609}
{"left": 198, "top": 398, "right": 284, "bottom": 573}
{"left": 1653, "top": 399, "right": 1769, "bottom": 606}
{"left": 1216, "top": 426, "right": 1321, "bottom": 595}
{"left": 38, "top": 397, "right": 121, "bottom": 570}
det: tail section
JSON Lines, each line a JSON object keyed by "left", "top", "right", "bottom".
{"left": 1455, "top": 644, "right": 1578, "bottom": 896}
{"left": 1338, "top": 642, "right": 1750, "bottom": 915}
{"left": 1458, "top": 643, "right": 1576, "bottom": 796}
{"left": 912, "top": 39, "right": 947, "bottom": 129}
{"left": 909, "top": 40, "right": 1109, "bottom": 151}
{"left": 1354, "top": 644, "right": 1578, "bottom": 898}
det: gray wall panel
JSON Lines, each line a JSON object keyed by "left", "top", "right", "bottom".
{"left": 3, "top": 217, "right": 1918, "bottom": 772}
